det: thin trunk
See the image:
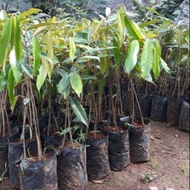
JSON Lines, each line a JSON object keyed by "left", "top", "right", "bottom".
{"left": 130, "top": 78, "right": 144, "bottom": 126}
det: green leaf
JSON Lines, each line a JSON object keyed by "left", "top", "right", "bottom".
{"left": 124, "top": 16, "right": 145, "bottom": 40}
{"left": 24, "top": 98, "right": 30, "bottom": 105}
{"left": 70, "top": 97, "right": 88, "bottom": 127}
{"left": 116, "top": 10, "right": 124, "bottom": 44}
{"left": 57, "top": 74, "right": 70, "bottom": 95}
{"left": 60, "top": 127, "right": 72, "bottom": 135}
{"left": 70, "top": 71, "right": 82, "bottom": 97}
{"left": 0, "top": 10, "right": 8, "bottom": 20}
{"left": 160, "top": 58, "right": 170, "bottom": 74}
{"left": 32, "top": 36, "right": 40, "bottom": 76}
{"left": 19, "top": 8, "right": 41, "bottom": 19}
{"left": 146, "top": 6, "right": 160, "bottom": 15}
{"left": 40, "top": 52, "right": 54, "bottom": 65}
{"left": 140, "top": 39, "right": 153, "bottom": 79}
{"left": 124, "top": 40, "right": 139, "bottom": 75}
{"left": 69, "top": 37, "right": 76, "bottom": 62}
{"left": 0, "top": 18, "right": 11, "bottom": 71}
{"left": 73, "top": 37, "right": 89, "bottom": 44}
{"left": 57, "top": 68, "right": 68, "bottom": 77}
{"left": 100, "top": 56, "right": 107, "bottom": 74}
{"left": 13, "top": 16, "right": 22, "bottom": 62}
{"left": 77, "top": 56, "right": 100, "bottom": 63}
{"left": 0, "top": 72, "right": 7, "bottom": 92}
{"left": 22, "top": 62, "right": 33, "bottom": 78}
{"left": 36, "top": 63, "right": 47, "bottom": 91}
{"left": 153, "top": 39, "right": 161, "bottom": 79}
{"left": 81, "top": 75, "right": 97, "bottom": 80}
{"left": 7, "top": 69, "right": 18, "bottom": 111}
{"left": 9, "top": 49, "right": 22, "bottom": 84}
{"left": 27, "top": 22, "right": 54, "bottom": 31}
{"left": 45, "top": 31, "right": 54, "bottom": 66}
{"left": 113, "top": 37, "right": 121, "bottom": 69}
{"left": 139, "top": 19, "right": 161, "bottom": 28}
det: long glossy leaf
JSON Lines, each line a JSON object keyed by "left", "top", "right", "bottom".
{"left": 57, "top": 68, "right": 68, "bottom": 77}
{"left": 32, "top": 36, "right": 40, "bottom": 75}
{"left": 19, "top": 8, "right": 41, "bottom": 19}
{"left": 77, "top": 56, "right": 100, "bottom": 63}
{"left": 93, "top": 18, "right": 105, "bottom": 34}
{"left": 9, "top": 49, "right": 22, "bottom": 84}
{"left": 27, "top": 22, "right": 54, "bottom": 31}
{"left": 32, "top": 26, "right": 48, "bottom": 39}
{"left": 36, "top": 63, "right": 47, "bottom": 91}
{"left": 124, "top": 40, "right": 139, "bottom": 75}
{"left": 153, "top": 39, "right": 161, "bottom": 79}
{"left": 70, "top": 97, "right": 88, "bottom": 127}
{"left": 14, "top": 16, "right": 22, "bottom": 62}
{"left": 57, "top": 74, "right": 70, "bottom": 95}
{"left": 116, "top": 10, "right": 124, "bottom": 44}
{"left": 69, "top": 37, "right": 76, "bottom": 62}
{"left": 45, "top": 31, "right": 54, "bottom": 68}
{"left": 140, "top": 39, "right": 153, "bottom": 79}
{"left": 70, "top": 71, "right": 82, "bottom": 97}
{"left": 0, "top": 18, "right": 11, "bottom": 71}
{"left": 7, "top": 69, "right": 18, "bottom": 111}
{"left": 0, "top": 10, "right": 8, "bottom": 20}
{"left": 139, "top": 19, "right": 161, "bottom": 28}
{"left": 40, "top": 52, "right": 53, "bottom": 79}
{"left": 124, "top": 16, "right": 145, "bottom": 40}
{"left": 160, "top": 58, "right": 170, "bottom": 74}
{"left": 81, "top": 75, "right": 97, "bottom": 80}
{"left": 113, "top": 37, "right": 121, "bottom": 69}
{"left": 100, "top": 56, "right": 107, "bottom": 74}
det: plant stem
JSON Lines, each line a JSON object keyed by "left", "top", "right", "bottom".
{"left": 130, "top": 78, "right": 144, "bottom": 126}
{"left": 22, "top": 105, "right": 27, "bottom": 160}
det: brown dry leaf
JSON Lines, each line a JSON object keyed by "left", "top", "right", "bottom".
{"left": 90, "top": 179, "right": 104, "bottom": 184}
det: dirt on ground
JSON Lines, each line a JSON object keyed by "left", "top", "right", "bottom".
{"left": 85, "top": 121, "right": 189, "bottom": 190}
{"left": 0, "top": 121, "right": 189, "bottom": 190}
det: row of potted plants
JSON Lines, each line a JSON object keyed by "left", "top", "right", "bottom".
{"left": 0, "top": 5, "right": 189, "bottom": 189}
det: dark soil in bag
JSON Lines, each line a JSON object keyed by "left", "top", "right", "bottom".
{"left": 129, "top": 119, "right": 151, "bottom": 163}
{"left": 57, "top": 145, "right": 87, "bottom": 190}
{"left": 178, "top": 101, "right": 190, "bottom": 132}
{"left": 19, "top": 153, "right": 58, "bottom": 190}
{"left": 86, "top": 134, "right": 110, "bottom": 180}
{"left": 100, "top": 126, "right": 130, "bottom": 171}
{"left": 0, "top": 136, "right": 9, "bottom": 177}
{"left": 135, "top": 94, "right": 153, "bottom": 118}
{"left": 167, "top": 99, "right": 182, "bottom": 126}
{"left": 8, "top": 133, "right": 37, "bottom": 189}
{"left": 151, "top": 95, "right": 167, "bottom": 121}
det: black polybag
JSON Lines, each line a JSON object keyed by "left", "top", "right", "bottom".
{"left": 19, "top": 153, "right": 58, "bottom": 190}
{"left": 8, "top": 133, "right": 37, "bottom": 189}
{"left": 129, "top": 119, "right": 151, "bottom": 163}
{"left": 100, "top": 128, "right": 130, "bottom": 171}
{"left": 167, "top": 99, "right": 182, "bottom": 126}
{"left": 0, "top": 136, "right": 9, "bottom": 177}
{"left": 135, "top": 94, "right": 153, "bottom": 117}
{"left": 86, "top": 135, "right": 110, "bottom": 180}
{"left": 151, "top": 95, "right": 167, "bottom": 121}
{"left": 178, "top": 101, "right": 190, "bottom": 132}
{"left": 57, "top": 145, "right": 88, "bottom": 190}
